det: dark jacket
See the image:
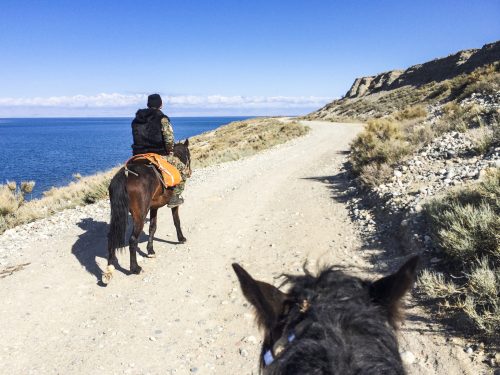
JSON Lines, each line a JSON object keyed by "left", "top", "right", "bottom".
{"left": 131, "top": 108, "right": 168, "bottom": 155}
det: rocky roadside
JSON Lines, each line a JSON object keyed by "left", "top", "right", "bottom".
{"left": 341, "top": 131, "right": 499, "bottom": 370}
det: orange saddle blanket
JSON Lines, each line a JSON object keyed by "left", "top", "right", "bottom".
{"left": 126, "top": 153, "right": 181, "bottom": 187}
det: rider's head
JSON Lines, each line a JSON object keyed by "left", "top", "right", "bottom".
{"left": 147, "top": 94, "right": 162, "bottom": 109}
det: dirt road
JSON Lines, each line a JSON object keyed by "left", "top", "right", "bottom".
{"left": 0, "top": 121, "right": 487, "bottom": 374}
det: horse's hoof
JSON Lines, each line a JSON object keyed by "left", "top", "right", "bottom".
{"left": 131, "top": 266, "right": 142, "bottom": 274}
{"left": 178, "top": 237, "right": 187, "bottom": 244}
{"left": 102, "top": 265, "right": 115, "bottom": 284}
{"left": 102, "top": 273, "right": 112, "bottom": 284}
{"left": 147, "top": 251, "right": 156, "bottom": 258}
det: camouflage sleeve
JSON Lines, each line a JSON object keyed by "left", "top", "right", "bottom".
{"left": 161, "top": 117, "right": 174, "bottom": 154}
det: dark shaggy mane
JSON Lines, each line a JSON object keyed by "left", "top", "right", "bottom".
{"left": 266, "top": 268, "right": 406, "bottom": 374}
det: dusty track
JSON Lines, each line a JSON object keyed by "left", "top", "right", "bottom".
{"left": 0, "top": 121, "right": 487, "bottom": 374}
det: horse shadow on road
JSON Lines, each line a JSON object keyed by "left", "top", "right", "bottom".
{"left": 71, "top": 217, "right": 179, "bottom": 286}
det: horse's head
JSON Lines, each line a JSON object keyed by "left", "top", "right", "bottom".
{"left": 232, "top": 256, "right": 419, "bottom": 373}
{"left": 173, "top": 139, "right": 192, "bottom": 177}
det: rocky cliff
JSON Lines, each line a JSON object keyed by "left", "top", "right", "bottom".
{"left": 346, "top": 41, "right": 500, "bottom": 98}
{"left": 307, "top": 41, "right": 500, "bottom": 120}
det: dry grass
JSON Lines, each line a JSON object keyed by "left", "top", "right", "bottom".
{"left": 394, "top": 105, "right": 428, "bottom": 121}
{"left": 0, "top": 118, "right": 309, "bottom": 234}
{"left": 349, "top": 118, "right": 412, "bottom": 183}
{"left": 0, "top": 169, "right": 117, "bottom": 234}
{"left": 468, "top": 126, "right": 496, "bottom": 155}
{"left": 189, "top": 118, "right": 309, "bottom": 168}
{"left": 420, "top": 168, "right": 500, "bottom": 335}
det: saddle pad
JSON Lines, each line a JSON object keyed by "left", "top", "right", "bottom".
{"left": 126, "top": 153, "right": 181, "bottom": 187}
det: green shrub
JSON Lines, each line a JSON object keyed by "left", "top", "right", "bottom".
{"left": 350, "top": 118, "right": 412, "bottom": 174}
{"left": 426, "top": 169, "right": 500, "bottom": 262}
{"left": 421, "top": 168, "right": 500, "bottom": 335}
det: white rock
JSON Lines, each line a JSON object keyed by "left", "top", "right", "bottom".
{"left": 400, "top": 351, "right": 416, "bottom": 365}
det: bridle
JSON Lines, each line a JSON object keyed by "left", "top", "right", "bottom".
{"left": 263, "top": 299, "right": 312, "bottom": 367}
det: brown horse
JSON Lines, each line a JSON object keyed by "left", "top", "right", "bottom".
{"left": 102, "top": 140, "right": 191, "bottom": 284}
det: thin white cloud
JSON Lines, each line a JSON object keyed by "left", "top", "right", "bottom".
{"left": 0, "top": 93, "right": 332, "bottom": 109}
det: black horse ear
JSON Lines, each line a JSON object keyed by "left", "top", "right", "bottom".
{"left": 370, "top": 256, "right": 419, "bottom": 322}
{"left": 184, "top": 138, "right": 189, "bottom": 147}
{"left": 232, "top": 263, "right": 287, "bottom": 330}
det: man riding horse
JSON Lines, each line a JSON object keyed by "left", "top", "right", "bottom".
{"left": 131, "top": 94, "right": 188, "bottom": 207}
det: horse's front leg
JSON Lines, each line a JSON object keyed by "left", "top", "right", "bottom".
{"left": 171, "top": 206, "right": 186, "bottom": 243}
{"left": 147, "top": 208, "right": 158, "bottom": 258}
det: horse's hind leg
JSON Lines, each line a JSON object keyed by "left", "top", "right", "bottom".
{"left": 147, "top": 208, "right": 158, "bottom": 258}
{"left": 171, "top": 206, "right": 187, "bottom": 243}
{"left": 129, "top": 211, "right": 146, "bottom": 274}
{"left": 102, "top": 243, "right": 118, "bottom": 284}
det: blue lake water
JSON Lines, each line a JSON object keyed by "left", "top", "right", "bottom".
{"left": 0, "top": 116, "right": 252, "bottom": 198}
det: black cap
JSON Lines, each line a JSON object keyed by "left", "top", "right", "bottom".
{"left": 147, "top": 94, "right": 162, "bottom": 109}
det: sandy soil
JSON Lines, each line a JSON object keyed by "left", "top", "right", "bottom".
{"left": 0, "top": 121, "right": 489, "bottom": 374}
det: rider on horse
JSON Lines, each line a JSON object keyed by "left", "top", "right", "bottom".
{"left": 131, "top": 93, "right": 188, "bottom": 207}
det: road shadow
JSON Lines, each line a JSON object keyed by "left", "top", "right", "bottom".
{"left": 71, "top": 216, "right": 182, "bottom": 285}
{"left": 302, "top": 162, "right": 414, "bottom": 276}
{"left": 71, "top": 218, "right": 130, "bottom": 286}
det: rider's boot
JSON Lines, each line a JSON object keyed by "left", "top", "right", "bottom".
{"left": 167, "top": 193, "right": 184, "bottom": 208}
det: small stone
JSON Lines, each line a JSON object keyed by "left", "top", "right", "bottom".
{"left": 190, "top": 367, "right": 198, "bottom": 373}
{"left": 244, "top": 335, "right": 258, "bottom": 344}
{"left": 149, "top": 336, "right": 156, "bottom": 342}
{"left": 239, "top": 348, "right": 249, "bottom": 357}
{"left": 400, "top": 351, "right": 415, "bottom": 365}
{"left": 394, "top": 170, "right": 403, "bottom": 178}
{"left": 465, "top": 347, "right": 473, "bottom": 354}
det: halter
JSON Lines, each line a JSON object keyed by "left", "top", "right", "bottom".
{"left": 263, "top": 299, "right": 312, "bottom": 367}
{"left": 263, "top": 318, "right": 310, "bottom": 366}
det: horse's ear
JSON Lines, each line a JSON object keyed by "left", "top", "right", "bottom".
{"left": 370, "top": 256, "right": 419, "bottom": 322}
{"left": 184, "top": 138, "right": 189, "bottom": 147}
{"left": 232, "top": 263, "right": 287, "bottom": 330}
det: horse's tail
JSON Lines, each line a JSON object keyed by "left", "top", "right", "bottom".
{"left": 107, "top": 168, "right": 129, "bottom": 252}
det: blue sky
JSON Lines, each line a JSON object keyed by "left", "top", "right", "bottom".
{"left": 0, "top": 0, "right": 498, "bottom": 116}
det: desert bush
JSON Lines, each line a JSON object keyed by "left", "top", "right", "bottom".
{"left": 425, "top": 169, "right": 500, "bottom": 263}
{"left": 434, "top": 102, "right": 490, "bottom": 133}
{"left": 350, "top": 118, "right": 412, "bottom": 174}
{"left": 420, "top": 168, "right": 500, "bottom": 335}
{"left": 403, "top": 120, "right": 436, "bottom": 146}
{"left": 359, "top": 163, "right": 393, "bottom": 187}
{"left": 418, "top": 269, "right": 461, "bottom": 299}
{"left": 455, "top": 63, "right": 500, "bottom": 101}
{"left": 467, "top": 126, "right": 496, "bottom": 154}
{"left": 0, "top": 181, "right": 35, "bottom": 216}
{"left": 426, "top": 81, "right": 450, "bottom": 100}
{"left": 395, "top": 105, "right": 428, "bottom": 121}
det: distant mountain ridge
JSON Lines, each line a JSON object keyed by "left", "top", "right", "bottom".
{"left": 307, "top": 41, "right": 500, "bottom": 120}
{"left": 346, "top": 41, "right": 500, "bottom": 98}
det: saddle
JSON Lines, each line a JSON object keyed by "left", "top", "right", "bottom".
{"left": 125, "top": 153, "right": 181, "bottom": 189}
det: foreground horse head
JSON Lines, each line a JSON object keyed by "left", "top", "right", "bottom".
{"left": 232, "top": 256, "right": 419, "bottom": 374}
